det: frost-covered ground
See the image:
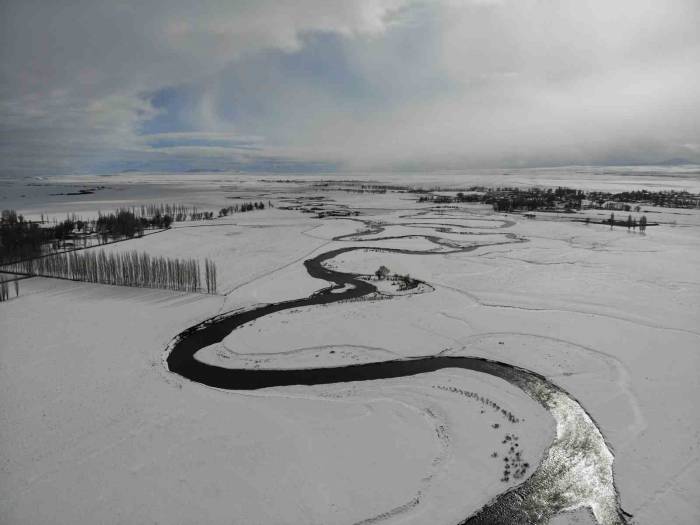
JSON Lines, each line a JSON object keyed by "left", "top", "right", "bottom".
{"left": 1, "top": 170, "right": 699, "bottom": 524}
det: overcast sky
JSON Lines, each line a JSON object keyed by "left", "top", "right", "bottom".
{"left": 1, "top": 0, "right": 699, "bottom": 177}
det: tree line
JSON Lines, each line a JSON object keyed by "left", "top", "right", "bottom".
{"left": 131, "top": 203, "right": 199, "bottom": 222}
{"left": 416, "top": 186, "right": 700, "bottom": 211}
{"left": 2, "top": 198, "right": 272, "bottom": 265}
{"left": 4, "top": 249, "right": 218, "bottom": 294}
{"left": 127, "top": 201, "right": 269, "bottom": 221}
{"left": 1, "top": 209, "right": 174, "bottom": 264}
{"left": 1, "top": 210, "right": 58, "bottom": 262}
{"left": 218, "top": 201, "right": 266, "bottom": 217}
{"left": 604, "top": 213, "right": 647, "bottom": 231}
{"left": 588, "top": 189, "right": 699, "bottom": 208}
{"left": 95, "top": 209, "right": 173, "bottom": 239}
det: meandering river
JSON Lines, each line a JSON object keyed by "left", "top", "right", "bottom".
{"left": 165, "top": 217, "right": 630, "bottom": 524}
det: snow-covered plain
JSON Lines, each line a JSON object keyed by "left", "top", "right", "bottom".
{"left": 1, "top": 170, "right": 699, "bottom": 524}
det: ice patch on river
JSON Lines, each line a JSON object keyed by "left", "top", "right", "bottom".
{"left": 521, "top": 379, "right": 623, "bottom": 524}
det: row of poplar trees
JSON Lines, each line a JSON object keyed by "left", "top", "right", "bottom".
{"left": 5, "top": 250, "right": 218, "bottom": 294}
{"left": 204, "top": 258, "right": 217, "bottom": 294}
{"left": 0, "top": 280, "right": 19, "bottom": 302}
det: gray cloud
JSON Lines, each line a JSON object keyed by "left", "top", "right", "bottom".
{"left": 1, "top": 0, "right": 698, "bottom": 176}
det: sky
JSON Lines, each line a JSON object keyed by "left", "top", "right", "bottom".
{"left": 1, "top": 0, "right": 699, "bottom": 177}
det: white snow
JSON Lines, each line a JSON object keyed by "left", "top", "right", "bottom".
{"left": 1, "top": 171, "right": 699, "bottom": 524}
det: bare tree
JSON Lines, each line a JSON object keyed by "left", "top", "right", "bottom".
{"left": 375, "top": 265, "right": 390, "bottom": 280}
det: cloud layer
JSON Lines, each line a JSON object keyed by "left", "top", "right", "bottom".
{"left": 1, "top": 0, "right": 699, "bottom": 176}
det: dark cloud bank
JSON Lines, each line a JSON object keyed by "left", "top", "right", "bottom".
{"left": 1, "top": 0, "right": 699, "bottom": 177}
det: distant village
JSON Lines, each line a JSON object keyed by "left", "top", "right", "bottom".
{"left": 417, "top": 187, "right": 700, "bottom": 212}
